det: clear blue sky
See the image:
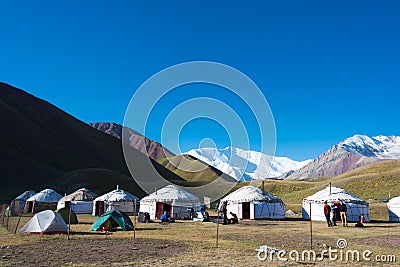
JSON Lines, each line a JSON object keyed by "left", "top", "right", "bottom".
{"left": 1, "top": 1, "right": 399, "bottom": 161}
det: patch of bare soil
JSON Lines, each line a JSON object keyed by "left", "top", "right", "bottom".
{"left": 355, "top": 234, "right": 400, "bottom": 248}
{"left": 0, "top": 237, "right": 186, "bottom": 266}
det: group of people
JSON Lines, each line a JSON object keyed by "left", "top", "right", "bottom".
{"left": 323, "top": 200, "right": 348, "bottom": 227}
{"left": 218, "top": 200, "right": 238, "bottom": 225}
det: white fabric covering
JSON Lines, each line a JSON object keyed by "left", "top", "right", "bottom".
{"left": 27, "top": 189, "right": 63, "bottom": 203}
{"left": 140, "top": 185, "right": 200, "bottom": 220}
{"left": 57, "top": 188, "right": 98, "bottom": 214}
{"left": 221, "top": 186, "right": 285, "bottom": 219}
{"left": 302, "top": 186, "right": 370, "bottom": 222}
{"left": 92, "top": 188, "right": 139, "bottom": 215}
{"left": 15, "top": 190, "right": 37, "bottom": 201}
{"left": 388, "top": 197, "right": 400, "bottom": 222}
{"left": 19, "top": 210, "right": 68, "bottom": 234}
{"left": 9, "top": 190, "right": 36, "bottom": 214}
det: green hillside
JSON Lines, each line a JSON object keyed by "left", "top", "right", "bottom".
{"left": 244, "top": 159, "right": 400, "bottom": 204}
{"left": 158, "top": 154, "right": 237, "bottom": 185}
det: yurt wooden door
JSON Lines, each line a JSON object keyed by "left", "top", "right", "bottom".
{"left": 25, "top": 201, "right": 34, "bottom": 213}
{"left": 242, "top": 202, "right": 251, "bottom": 219}
{"left": 156, "top": 202, "right": 164, "bottom": 218}
{"left": 95, "top": 201, "right": 105, "bottom": 216}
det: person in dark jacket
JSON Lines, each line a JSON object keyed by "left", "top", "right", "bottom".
{"left": 330, "top": 201, "right": 338, "bottom": 226}
{"left": 218, "top": 201, "right": 228, "bottom": 225}
{"left": 323, "top": 201, "right": 332, "bottom": 227}
{"left": 338, "top": 200, "right": 348, "bottom": 227}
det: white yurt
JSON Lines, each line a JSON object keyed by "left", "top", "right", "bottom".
{"left": 221, "top": 186, "right": 285, "bottom": 220}
{"left": 140, "top": 185, "right": 200, "bottom": 220}
{"left": 24, "top": 189, "right": 63, "bottom": 214}
{"left": 19, "top": 210, "right": 68, "bottom": 235}
{"left": 57, "top": 188, "right": 98, "bottom": 214}
{"left": 388, "top": 197, "right": 400, "bottom": 222}
{"left": 8, "top": 190, "right": 36, "bottom": 215}
{"left": 302, "top": 186, "right": 370, "bottom": 222}
{"left": 92, "top": 186, "right": 139, "bottom": 216}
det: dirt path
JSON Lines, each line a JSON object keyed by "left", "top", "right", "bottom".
{"left": 1, "top": 237, "right": 186, "bottom": 266}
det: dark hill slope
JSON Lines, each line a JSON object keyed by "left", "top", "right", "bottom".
{"left": 0, "top": 82, "right": 184, "bottom": 203}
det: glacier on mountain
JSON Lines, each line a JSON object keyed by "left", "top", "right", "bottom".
{"left": 342, "top": 135, "right": 400, "bottom": 159}
{"left": 185, "top": 147, "right": 312, "bottom": 181}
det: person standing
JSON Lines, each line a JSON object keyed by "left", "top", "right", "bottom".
{"left": 200, "top": 205, "right": 206, "bottom": 217}
{"left": 218, "top": 200, "right": 228, "bottom": 225}
{"left": 323, "top": 201, "right": 332, "bottom": 227}
{"left": 330, "top": 201, "right": 338, "bottom": 226}
{"left": 339, "top": 200, "right": 348, "bottom": 227}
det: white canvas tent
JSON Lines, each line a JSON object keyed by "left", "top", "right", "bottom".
{"left": 57, "top": 188, "right": 98, "bottom": 214}
{"left": 92, "top": 187, "right": 139, "bottom": 216}
{"left": 24, "top": 189, "right": 63, "bottom": 214}
{"left": 140, "top": 185, "right": 200, "bottom": 220}
{"left": 9, "top": 190, "right": 36, "bottom": 215}
{"left": 302, "top": 186, "right": 370, "bottom": 222}
{"left": 388, "top": 197, "right": 400, "bottom": 222}
{"left": 19, "top": 210, "right": 68, "bottom": 235}
{"left": 221, "top": 186, "right": 285, "bottom": 220}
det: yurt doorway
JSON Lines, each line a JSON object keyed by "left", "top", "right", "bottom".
{"left": 25, "top": 201, "right": 34, "bottom": 213}
{"left": 155, "top": 202, "right": 172, "bottom": 218}
{"left": 95, "top": 201, "right": 105, "bottom": 216}
{"left": 242, "top": 202, "right": 251, "bottom": 219}
{"left": 64, "top": 201, "right": 71, "bottom": 209}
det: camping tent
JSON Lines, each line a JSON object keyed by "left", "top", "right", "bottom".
{"left": 24, "top": 189, "right": 63, "bottom": 214}
{"left": 91, "top": 210, "right": 133, "bottom": 231}
{"left": 221, "top": 186, "right": 285, "bottom": 220}
{"left": 92, "top": 187, "right": 139, "bottom": 216}
{"left": 140, "top": 185, "right": 200, "bottom": 220}
{"left": 55, "top": 207, "right": 78, "bottom": 224}
{"left": 57, "top": 188, "right": 98, "bottom": 214}
{"left": 8, "top": 190, "right": 36, "bottom": 215}
{"left": 388, "top": 197, "right": 400, "bottom": 222}
{"left": 19, "top": 210, "right": 68, "bottom": 234}
{"left": 302, "top": 186, "right": 370, "bottom": 222}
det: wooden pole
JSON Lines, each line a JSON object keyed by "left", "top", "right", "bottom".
{"left": 1, "top": 205, "right": 4, "bottom": 225}
{"left": 67, "top": 205, "right": 72, "bottom": 240}
{"left": 6, "top": 210, "right": 10, "bottom": 231}
{"left": 216, "top": 211, "right": 220, "bottom": 247}
{"left": 309, "top": 202, "right": 313, "bottom": 250}
{"left": 133, "top": 199, "right": 137, "bottom": 244}
{"left": 14, "top": 204, "right": 24, "bottom": 235}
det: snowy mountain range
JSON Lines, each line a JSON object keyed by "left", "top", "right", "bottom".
{"left": 185, "top": 135, "right": 400, "bottom": 181}
{"left": 282, "top": 134, "right": 400, "bottom": 180}
{"left": 186, "top": 147, "right": 312, "bottom": 181}
{"left": 342, "top": 135, "right": 400, "bottom": 159}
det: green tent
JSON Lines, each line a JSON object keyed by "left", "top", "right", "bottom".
{"left": 91, "top": 210, "right": 133, "bottom": 231}
{"left": 55, "top": 207, "right": 78, "bottom": 224}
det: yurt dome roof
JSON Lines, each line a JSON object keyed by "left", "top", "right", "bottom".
{"left": 27, "top": 189, "right": 63, "bottom": 203}
{"left": 140, "top": 185, "right": 200, "bottom": 203}
{"left": 95, "top": 188, "right": 139, "bottom": 202}
{"left": 59, "top": 188, "right": 98, "bottom": 202}
{"left": 303, "top": 186, "right": 367, "bottom": 204}
{"left": 222, "top": 186, "right": 282, "bottom": 203}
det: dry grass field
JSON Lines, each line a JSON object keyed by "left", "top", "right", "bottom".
{"left": 1, "top": 203, "right": 399, "bottom": 267}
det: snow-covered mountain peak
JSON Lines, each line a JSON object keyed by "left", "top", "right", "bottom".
{"left": 185, "top": 147, "right": 312, "bottom": 181}
{"left": 342, "top": 134, "right": 400, "bottom": 159}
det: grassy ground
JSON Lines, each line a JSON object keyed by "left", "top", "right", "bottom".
{"left": 1, "top": 203, "right": 399, "bottom": 267}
